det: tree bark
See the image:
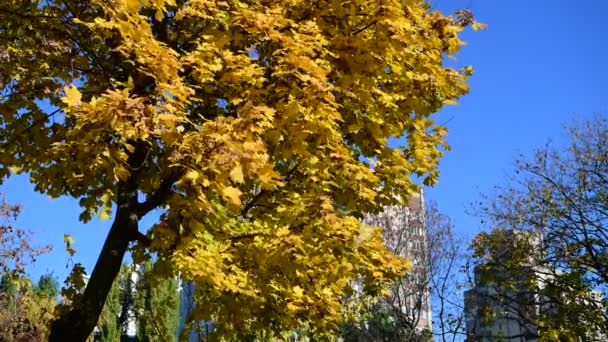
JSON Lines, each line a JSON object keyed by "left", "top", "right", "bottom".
{"left": 49, "top": 190, "right": 139, "bottom": 341}
{"left": 48, "top": 70, "right": 169, "bottom": 340}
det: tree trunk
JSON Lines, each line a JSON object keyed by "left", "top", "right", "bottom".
{"left": 49, "top": 193, "right": 139, "bottom": 341}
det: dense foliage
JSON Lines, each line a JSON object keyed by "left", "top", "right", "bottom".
{"left": 0, "top": 0, "right": 475, "bottom": 339}
{"left": 0, "top": 274, "right": 58, "bottom": 341}
{"left": 95, "top": 263, "right": 179, "bottom": 342}
{"left": 135, "top": 261, "right": 180, "bottom": 342}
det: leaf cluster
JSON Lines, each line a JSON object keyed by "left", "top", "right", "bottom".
{"left": 0, "top": 0, "right": 474, "bottom": 338}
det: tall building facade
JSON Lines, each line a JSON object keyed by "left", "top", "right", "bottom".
{"left": 464, "top": 229, "right": 605, "bottom": 342}
{"left": 177, "top": 280, "right": 198, "bottom": 342}
{"left": 464, "top": 230, "right": 542, "bottom": 342}
{"left": 363, "top": 190, "right": 433, "bottom": 333}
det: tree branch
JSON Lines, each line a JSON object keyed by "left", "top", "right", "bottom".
{"left": 136, "top": 170, "right": 182, "bottom": 218}
{"left": 130, "top": 230, "right": 151, "bottom": 247}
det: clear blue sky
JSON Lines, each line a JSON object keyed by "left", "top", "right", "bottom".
{"left": 425, "top": 0, "right": 608, "bottom": 238}
{"left": 2, "top": 0, "right": 607, "bottom": 283}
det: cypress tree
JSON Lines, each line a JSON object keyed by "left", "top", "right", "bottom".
{"left": 135, "top": 261, "right": 180, "bottom": 342}
{"left": 96, "top": 265, "right": 129, "bottom": 341}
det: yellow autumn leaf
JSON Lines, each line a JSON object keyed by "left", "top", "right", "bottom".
{"left": 414, "top": 149, "right": 426, "bottom": 161}
{"left": 222, "top": 186, "right": 242, "bottom": 205}
{"left": 436, "top": 126, "right": 448, "bottom": 137}
{"left": 229, "top": 164, "right": 244, "bottom": 184}
{"left": 472, "top": 21, "right": 488, "bottom": 31}
{"left": 63, "top": 234, "right": 75, "bottom": 245}
{"left": 293, "top": 286, "right": 304, "bottom": 298}
{"left": 61, "top": 85, "right": 82, "bottom": 107}
{"left": 63, "top": 234, "right": 76, "bottom": 256}
{"left": 185, "top": 169, "right": 199, "bottom": 182}
{"left": 8, "top": 165, "right": 22, "bottom": 174}
{"left": 154, "top": 9, "right": 164, "bottom": 22}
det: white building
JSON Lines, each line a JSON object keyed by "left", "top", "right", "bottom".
{"left": 362, "top": 190, "right": 433, "bottom": 333}
{"left": 464, "top": 229, "right": 606, "bottom": 342}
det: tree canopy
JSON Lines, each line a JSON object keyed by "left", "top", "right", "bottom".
{"left": 0, "top": 273, "right": 58, "bottom": 341}
{"left": 0, "top": 0, "right": 476, "bottom": 340}
{"left": 36, "top": 274, "right": 60, "bottom": 299}
{"left": 471, "top": 115, "right": 608, "bottom": 340}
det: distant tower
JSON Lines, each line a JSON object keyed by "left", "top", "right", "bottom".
{"left": 363, "top": 189, "right": 433, "bottom": 332}
{"left": 177, "top": 279, "right": 214, "bottom": 341}
{"left": 177, "top": 280, "right": 201, "bottom": 342}
{"left": 464, "top": 229, "right": 544, "bottom": 341}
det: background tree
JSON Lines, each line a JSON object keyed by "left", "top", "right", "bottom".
{"left": 23, "top": 274, "right": 59, "bottom": 340}
{"left": 340, "top": 302, "right": 432, "bottom": 342}
{"left": 0, "top": 193, "right": 53, "bottom": 341}
{"left": 95, "top": 264, "right": 133, "bottom": 342}
{"left": 0, "top": 274, "right": 58, "bottom": 342}
{"left": 94, "top": 262, "right": 180, "bottom": 341}
{"left": 346, "top": 198, "right": 431, "bottom": 341}
{"left": 0, "top": 193, "right": 51, "bottom": 278}
{"left": 35, "top": 274, "right": 59, "bottom": 299}
{"left": 426, "top": 204, "right": 468, "bottom": 342}
{"left": 95, "top": 269, "right": 121, "bottom": 342}
{"left": 470, "top": 115, "right": 608, "bottom": 340}
{"left": 135, "top": 261, "right": 180, "bottom": 342}
{"left": 340, "top": 200, "right": 468, "bottom": 342}
{"left": 0, "top": 1, "right": 477, "bottom": 339}
{"left": 0, "top": 277, "right": 42, "bottom": 342}
{"left": 0, "top": 274, "right": 18, "bottom": 314}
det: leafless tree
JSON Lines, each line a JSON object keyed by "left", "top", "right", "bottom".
{"left": 425, "top": 203, "right": 468, "bottom": 342}
{"left": 468, "top": 115, "right": 608, "bottom": 340}
{"left": 0, "top": 193, "right": 51, "bottom": 277}
{"left": 344, "top": 196, "right": 468, "bottom": 342}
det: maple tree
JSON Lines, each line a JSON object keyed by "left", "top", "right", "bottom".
{"left": 0, "top": 0, "right": 476, "bottom": 340}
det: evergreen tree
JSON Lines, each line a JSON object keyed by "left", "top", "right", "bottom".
{"left": 94, "top": 263, "right": 179, "bottom": 341}
{"left": 35, "top": 273, "right": 59, "bottom": 299}
{"left": 96, "top": 265, "right": 130, "bottom": 342}
{"left": 136, "top": 261, "right": 180, "bottom": 342}
{"left": 0, "top": 274, "right": 17, "bottom": 313}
